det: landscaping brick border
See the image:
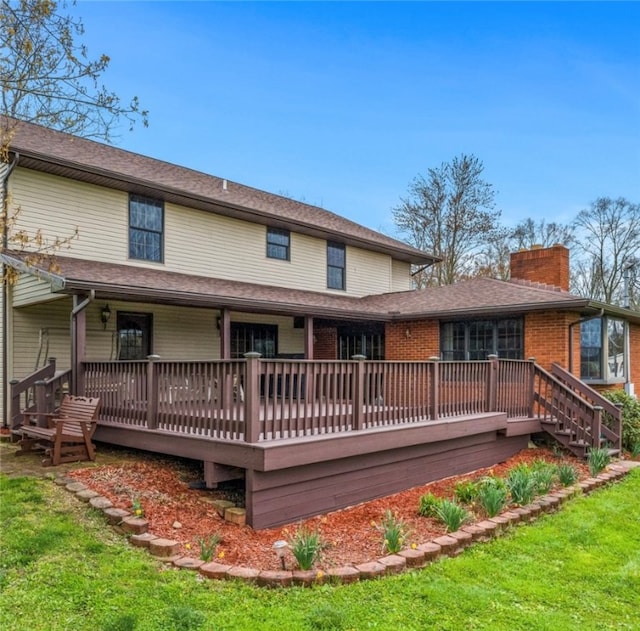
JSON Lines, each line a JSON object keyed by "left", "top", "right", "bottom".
{"left": 55, "top": 461, "right": 636, "bottom": 588}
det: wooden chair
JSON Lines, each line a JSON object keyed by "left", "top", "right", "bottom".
{"left": 15, "top": 395, "right": 101, "bottom": 466}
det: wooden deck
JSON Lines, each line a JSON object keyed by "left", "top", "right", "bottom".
{"left": 10, "top": 356, "right": 620, "bottom": 529}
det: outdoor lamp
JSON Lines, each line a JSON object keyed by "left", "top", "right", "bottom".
{"left": 272, "top": 540, "right": 288, "bottom": 570}
{"left": 100, "top": 304, "right": 112, "bottom": 329}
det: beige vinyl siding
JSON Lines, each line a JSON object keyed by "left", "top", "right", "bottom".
{"left": 10, "top": 168, "right": 400, "bottom": 297}
{"left": 391, "top": 259, "right": 413, "bottom": 292}
{"left": 12, "top": 275, "right": 64, "bottom": 307}
{"left": 10, "top": 168, "right": 128, "bottom": 263}
{"left": 11, "top": 298, "right": 73, "bottom": 379}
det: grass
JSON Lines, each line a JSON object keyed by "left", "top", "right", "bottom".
{"left": 1, "top": 470, "right": 639, "bottom": 630}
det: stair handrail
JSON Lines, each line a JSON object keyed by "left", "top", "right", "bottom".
{"left": 551, "top": 363, "right": 622, "bottom": 451}
{"left": 533, "top": 364, "right": 600, "bottom": 451}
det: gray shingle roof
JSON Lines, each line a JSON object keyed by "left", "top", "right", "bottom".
{"left": 6, "top": 253, "right": 598, "bottom": 322}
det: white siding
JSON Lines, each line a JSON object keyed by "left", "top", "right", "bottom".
{"left": 9, "top": 168, "right": 409, "bottom": 297}
{"left": 228, "top": 312, "right": 305, "bottom": 356}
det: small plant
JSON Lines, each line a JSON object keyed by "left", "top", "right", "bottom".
{"left": 166, "top": 606, "right": 206, "bottom": 631}
{"left": 477, "top": 480, "right": 508, "bottom": 517}
{"left": 436, "top": 499, "right": 469, "bottom": 532}
{"left": 130, "top": 496, "right": 144, "bottom": 518}
{"left": 418, "top": 492, "right": 442, "bottom": 517}
{"left": 196, "top": 533, "right": 221, "bottom": 562}
{"left": 531, "top": 460, "right": 556, "bottom": 494}
{"left": 630, "top": 441, "right": 640, "bottom": 459}
{"left": 378, "top": 509, "right": 411, "bottom": 553}
{"left": 454, "top": 479, "right": 480, "bottom": 504}
{"left": 288, "top": 524, "right": 324, "bottom": 570}
{"left": 507, "top": 465, "right": 537, "bottom": 505}
{"left": 101, "top": 613, "right": 138, "bottom": 631}
{"left": 306, "top": 604, "right": 347, "bottom": 630}
{"left": 588, "top": 447, "right": 611, "bottom": 476}
{"left": 556, "top": 462, "right": 579, "bottom": 487}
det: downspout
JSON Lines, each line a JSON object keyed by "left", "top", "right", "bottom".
{"left": 568, "top": 308, "right": 604, "bottom": 376}
{"left": 1, "top": 152, "right": 19, "bottom": 427}
{"left": 70, "top": 290, "right": 94, "bottom": 395}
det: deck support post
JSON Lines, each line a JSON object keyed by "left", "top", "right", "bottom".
{"left": 527, "top": 357, "right": 537, "bottom": 418}
{"left": 428, "top": 357, "right": 439, "bottom": 421}
{"left": 146, "top": 354, "right": 160, "bottom": 429}
{"left": 352, "top": 354, "right": 366, "bottom": 430}
{"left": 592, "top": 406, "right": 603, "bottom": 451}
{"left": 244, "top": 353, "right": 262, "bottom": 443}
{"left": 487, "top": 354, "right": 498, "bottom": 412}
{"left": 34, "top": 379, "right": 48, "bottom": 427}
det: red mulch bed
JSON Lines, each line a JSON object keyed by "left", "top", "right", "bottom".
{"left": 68, "top": 446, "right": 589, "bottom": 571}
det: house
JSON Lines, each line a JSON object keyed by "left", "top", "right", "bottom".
{"left": 2, "top": 119, "right": 637, "bottom": 528}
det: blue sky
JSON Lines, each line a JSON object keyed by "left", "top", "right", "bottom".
{"left": 75, "top": 1, "right": 639, "bottom": 237}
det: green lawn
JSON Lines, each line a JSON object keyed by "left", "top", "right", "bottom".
{"left": 1, "top": 470, "right": 638, "bottom": 631}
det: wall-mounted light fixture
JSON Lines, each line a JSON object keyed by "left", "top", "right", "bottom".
{"left": 216, "top": 316, "right": 222, "bottom": 331}
{"left": 100, "top": 304, "right": 111, "bottom": 330}
{"left": 405, "top": 328, "right": 412, "bottom": 339}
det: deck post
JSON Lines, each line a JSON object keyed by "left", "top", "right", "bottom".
{"left": 428, "top": 357, "right": 439, "bottom": 421}
{"left": 592, "top": 405, "right": 603, "bottom": 450}
{"left": 244, "top": 353, "right": 261, "bottom": 443}
{"left": 528, "top": 357, "right": 537, "bottom": 417}
{"left": 34, "top": 380, "right": 48, "bottom": 426}
{"left": 352, "top": 355, "right": 366, "bottom": 430}
{"left": 486, "top": 355, "right": 498, "bottom": 412}
{"left": 146, "top": 355, "right": 160, "bottom": 429}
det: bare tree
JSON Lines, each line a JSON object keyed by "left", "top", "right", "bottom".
{"left": 1, "top": 0, "right": 148, "bottom": 283}
{"left": 393, "top": 154, "right": 502, "bottom": 287}
{"left": 571, "top": 197, "right": 640, "bottom": 307}
{"left": 510, "top": 218, "right": 574, "bottom": 251}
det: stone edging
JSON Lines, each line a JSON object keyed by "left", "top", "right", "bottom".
{"left": 55, "top": 463, "right": 633, "bottom": 588}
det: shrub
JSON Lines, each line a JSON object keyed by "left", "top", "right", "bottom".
{"left": 379, "top": 510, "right": 411, "bottom": 554}
{"left": 454, "top": 479, "right": 480, "bottom": 504}
{"left": 477, "top": 480, "right": 508, "bottom": 517}
{"left": 288, "top": 524, "right": 324, "bottom": 570}
{"left": 436, "top": 499, "right": 469, "bottom": 532}
{"left": 601, "top": 389, "right": 640, "bottom": 453}
{"left": 507, "top": 465, "right": 537, "bottom": 505}
{"left": 588, "top": 447, "right": 611, "bottom": 476}
{"left": 418, "top": 492, "right": 442, "bottom": 518}
{"left": 556, "top": 462, "right": 579, "bottom": 486}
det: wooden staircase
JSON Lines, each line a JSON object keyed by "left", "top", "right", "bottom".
{"left": 532, "top": 363, "right": 622, "bottom": 459}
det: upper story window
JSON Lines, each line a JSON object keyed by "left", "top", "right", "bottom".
{"left": 266, "top": 227, "right": 290, "bottom": 260}
{"left": 441, "top": 318, "right": 524, "bottom": 360}
{"left": 129, "top": 195, "right": 163, "bottom": 262}
{"left": 327, "top": 241, "right": 346, "bottom": 290}
{"left": 580, "top": 317, "right": 626, "bottom": 382}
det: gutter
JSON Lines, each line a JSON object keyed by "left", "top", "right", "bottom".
{"left": 2, "top": 152, "right": 19, "bottom": 427}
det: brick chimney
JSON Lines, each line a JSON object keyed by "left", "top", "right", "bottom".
{"left": 509, "top": 244, "right": 570, "bottom": 291}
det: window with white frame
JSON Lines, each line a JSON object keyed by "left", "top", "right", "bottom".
{"left": 580, "top": 317, "right": 626, "bottom": 382}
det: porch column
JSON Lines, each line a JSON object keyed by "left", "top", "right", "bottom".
{"left": 71, "top": 295, "right": 88, "bottom": 395}
{"left": 219, "top": 308, "right": 231, "bottom": 359}
{"left": 304, "top": 316, "right": 314, "bottom": 359}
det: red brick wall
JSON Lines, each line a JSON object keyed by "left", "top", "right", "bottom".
{"left": 313, "top": 327, "right": 337, "bottom": 359}
{"left": 524, "top": 310, "right": 581, "bottom": 373}
{"left": 510, "top": 245, "right": 570, "bottom": 291}
{"left": 385, "top": 321, "right": 440, "bottom": 360}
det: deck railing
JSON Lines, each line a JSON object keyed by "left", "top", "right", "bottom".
{"left": 8, "top": 358, "right": 70, "bottom": 429}
{"left": 78, "top": 355, "right": 538, "bottom": 442}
